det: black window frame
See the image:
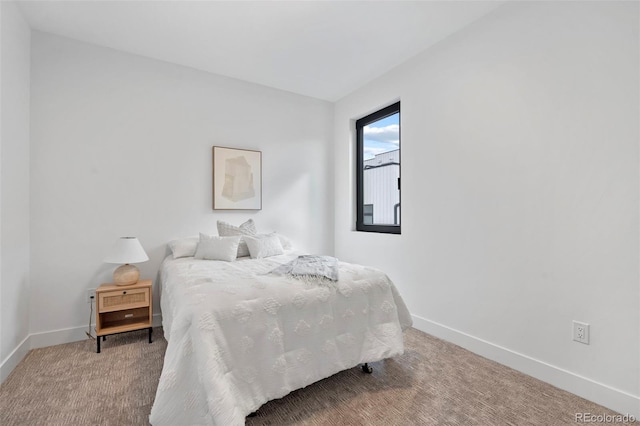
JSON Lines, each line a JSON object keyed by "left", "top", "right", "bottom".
{"left": 356, "top": 101, "right": 401, "bottom": 234}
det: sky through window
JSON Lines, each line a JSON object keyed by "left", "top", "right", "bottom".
{"left": 363, "top": 113, "right": 399, "bottom": 160}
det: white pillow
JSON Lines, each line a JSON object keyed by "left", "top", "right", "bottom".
{"left": 217, "top": 219, "right": 257, "bottom": 257}
{"left": 272, "top": 233, "right": 293, "bottom": 250}
{"left": 194, "top": 234, "right": 241, "bottom": 262}
{"left": 168, "top": 237, "right": 199, "bottom": 259}
{"left": 244, "top": 234, "right": 284, "bottom": 259}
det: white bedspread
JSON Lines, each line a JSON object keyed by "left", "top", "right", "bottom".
{"left": 149, "top": 253, "right": 412, "bottom": 426}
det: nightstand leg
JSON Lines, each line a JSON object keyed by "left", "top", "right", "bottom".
{"left": 148, "top": 327, "right": 153, "bottom": 343}
{"left": 97, "top": 336, "right": 101, "bottom": 353}
{"left": 102, "top": 336, "right": 106, "bottom": 341}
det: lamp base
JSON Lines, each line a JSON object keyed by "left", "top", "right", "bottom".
{"left": 113, "top": 264, "right": 140, "bottom": 286}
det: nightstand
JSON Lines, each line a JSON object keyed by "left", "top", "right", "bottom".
{"left": 95, "top": 279, "right": 153, "bottom": 353}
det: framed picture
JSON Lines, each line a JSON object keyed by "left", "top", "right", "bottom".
{"left": 212, "top": 146, "right": 262, "bottom": 210}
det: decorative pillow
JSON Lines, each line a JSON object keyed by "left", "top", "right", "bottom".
{"left": 272, "top": 233, "right": 293, "bottom": 250}
{"left": 194, "top": 234, "right": 241, "bottom": 262}
{"left": 168, "top": 237, "right": 199, "bottom": 259}
{"left": 217, "top": 219, "right": 257, "bottom": 257}
{"left": 244, "top": 233, "right": 285, "bottom": 259}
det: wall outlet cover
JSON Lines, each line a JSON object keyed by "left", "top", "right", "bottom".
{"left": 572, "top": 321, "right": 590, "bottom": 345}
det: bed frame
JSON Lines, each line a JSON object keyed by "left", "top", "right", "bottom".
{"left": 247, "top": 363, "right": 373, "bottom": 418}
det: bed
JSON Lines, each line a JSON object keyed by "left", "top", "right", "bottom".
{"left": 149, "top": 251, "right": 412, "bottom": 426}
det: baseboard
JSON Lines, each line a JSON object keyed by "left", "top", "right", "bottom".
{"left": 152, "top": 312, "right": 163, "bottom": 328}
{"left": 411, "top": 314, "right": 640, "bottom": 418}
{"left": 29, "top": 324, "right": 93, "bottom": 349}
{"left": 1, "top": 313, "right": 163, "bottom": 383}
{"left": 30, "top": 313, "right": 164, "bottom": 349}
{"left": 0, "top": 335, "right": 30, "bottom": 383}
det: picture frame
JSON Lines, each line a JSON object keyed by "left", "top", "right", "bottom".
{"left": 212, "top": 146, "right": 262, "bottom": 210}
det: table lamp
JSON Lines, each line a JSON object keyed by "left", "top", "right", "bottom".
{"left": 104, "top": 237, "right": 149, "bottom": 286}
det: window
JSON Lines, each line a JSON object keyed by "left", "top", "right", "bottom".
{"left": 356, "top": 101, "right": 400, "bottom": 234}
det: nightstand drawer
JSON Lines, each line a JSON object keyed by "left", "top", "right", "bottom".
{"left": 98, "top": 287, "right": 149, "bottom": 313}
{"left": 101, "top": 307, "right": 150, "bottom": 325}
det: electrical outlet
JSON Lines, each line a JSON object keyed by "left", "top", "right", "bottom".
{"left": 573, "top": 321, "right": 589, "bottom": 344}
{"left": 87, "top": 288, "right": 96, "bottom": 304}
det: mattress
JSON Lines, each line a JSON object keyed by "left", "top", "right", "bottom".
{"left": 150, "top": 253, "right": 412, "bottom": 425}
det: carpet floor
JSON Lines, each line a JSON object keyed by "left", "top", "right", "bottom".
{"left": 0, "top": 327, "right": 625, "bottom": 425}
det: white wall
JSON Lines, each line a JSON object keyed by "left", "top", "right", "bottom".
{"left": 334, "top": 1, "right": 639, "bottom": 416}
{"left": 30, "top": 32, "right": 333, "bottom": 340}
{"left": 0, "top": 1, "right": 31, "bottom": 381}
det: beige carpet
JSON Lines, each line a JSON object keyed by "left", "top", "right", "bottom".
{"left": 0, "top": 327, "right": 626, "bottom": 425}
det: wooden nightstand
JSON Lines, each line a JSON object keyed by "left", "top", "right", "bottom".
{"left": 95, "top": 279, "right": 153, "bottom": 353}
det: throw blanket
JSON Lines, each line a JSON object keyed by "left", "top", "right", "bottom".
{"left": 269, "top": 255, "right": 339, "bottom": 284}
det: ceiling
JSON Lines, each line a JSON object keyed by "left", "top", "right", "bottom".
{"left": 17, "top": 1, "right": 503, "bottom": 102}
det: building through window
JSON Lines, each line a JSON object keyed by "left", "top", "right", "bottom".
{"left": 363, "top": 204, "right": 374, "bottom": 225}
{"left": 356, "top": 102, "right": 400, "bottom": 234}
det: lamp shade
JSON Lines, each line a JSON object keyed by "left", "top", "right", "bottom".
{"left": 104, "top": 237, "right": 149, "bottom": 264}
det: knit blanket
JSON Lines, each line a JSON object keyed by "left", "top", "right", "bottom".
{"left": 269, "top": 255, "right": 339, "bottom": 284}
